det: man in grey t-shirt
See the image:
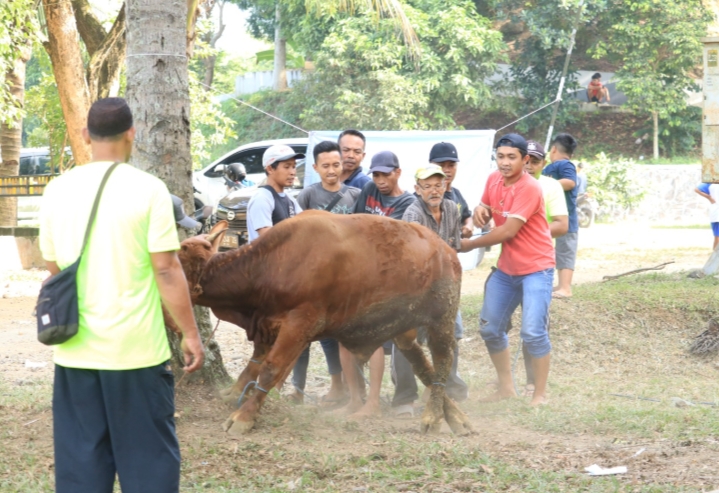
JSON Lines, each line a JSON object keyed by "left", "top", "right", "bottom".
{"left": 297, "top": 141, "right": 361, "bottom": 214}
{"left": 290, "top": 141, "right": 360, "bottom": 407}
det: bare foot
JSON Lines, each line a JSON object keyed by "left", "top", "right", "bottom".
{"left": 529, "top": 394, "right": 548, "bottom": 407}
{"left": 332, "top": 399, "right": 363, "bottom": 416}
{"left": 479, "top": 388, "right": 517, "bottom": 403}
{"left": 286, "top": 390, "right": 304, "bottom": 405}
{"left": 347, "top": 401, "right": 382, "bottom": 420}
{"left": 552, "top": 290, "right": 572, "bottom": 299}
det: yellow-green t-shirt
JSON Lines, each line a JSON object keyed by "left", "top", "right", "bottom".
{"left": 537, "top": 174, "right": 568, "bottom": 220}
{"left": 39, "top": 162, "right": 180, "bottom": 370}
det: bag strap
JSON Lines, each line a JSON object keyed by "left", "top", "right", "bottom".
{"left": 324, "top": 185, "right": 348, "bottom": 212}
{"left": 79, "top": 162, "right": 121, "bottom": 256}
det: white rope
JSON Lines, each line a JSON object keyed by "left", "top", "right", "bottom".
{"left": 126, "top": 53, "right": 188, "bottom": 59}
{"left": 496, "top": 98, "right": 560, "bottom": 132}
{"left": 197, "top": 80, "right": 309, "bottom": 135}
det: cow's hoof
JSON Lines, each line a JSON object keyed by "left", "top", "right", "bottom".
{"left": 444, "top": 397, "right": 474, "bottom": 436}
{"left": 223, "top": 417, "right": 255, "bottom": 437}
{"left": 420, "top": 419, "right": 442, "bottom": 435}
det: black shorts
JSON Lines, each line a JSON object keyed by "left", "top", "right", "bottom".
{"left": 53, "top": 362, "right": 180, "bottom": 493}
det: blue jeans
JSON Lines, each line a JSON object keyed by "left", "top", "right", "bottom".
{"left": 292, "top": 338, "right": 342, "bottom": 391}
{"left": 479, "top": 268, "right": 553, "bottom": 358}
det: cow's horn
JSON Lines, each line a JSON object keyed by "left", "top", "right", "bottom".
{"left": 206, "top": 228, "right": 229, "bottom": 242}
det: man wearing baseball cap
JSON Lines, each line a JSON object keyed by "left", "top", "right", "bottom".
{"left": 494, "top": 140, "right": 567, "bottom": 397}
{"left": 246, "top": 144, "right": 305, "bottom": 242}
{"left": 428, "top": 142, "right": 473, "bottom": 238}
{"left": 393, "top": 164, "right": 477, "bottom": 409}
{"left": 470, "top": 133, "right": 555, "bottom": 406}
{"left": 171, "top": 195, "right": 201, "bottom": 230}
{"left": 340, "top": 151, "right": 416, "bottom": 419}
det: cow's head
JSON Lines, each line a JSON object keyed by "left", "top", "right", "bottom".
{"left": 178, "top": 220, "right": 228, "bottom": 301}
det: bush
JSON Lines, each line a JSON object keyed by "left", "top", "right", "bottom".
{"left": 585, "top": 153, "right": 646, "bottom": 221}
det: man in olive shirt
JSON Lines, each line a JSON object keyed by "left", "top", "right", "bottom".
{"left": 399, "top": 165, "right": 470, "bottom": 411}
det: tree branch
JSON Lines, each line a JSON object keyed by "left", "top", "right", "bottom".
{"left": 71, "top": 0, "right": 106, "bottom": 57}
{"left": 86, "top": 3, "right": 126, "bottom": 101}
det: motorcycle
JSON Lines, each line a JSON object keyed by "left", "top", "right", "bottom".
{"left": 577, "top": 192, "right": 598, "bottom": 228}
{"left": 213, "top": 164, "right": 254, "bottom": 250}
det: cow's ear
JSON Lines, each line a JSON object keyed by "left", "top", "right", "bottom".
{"left": 206, "top": 220, "right": 229, "bottom": 254}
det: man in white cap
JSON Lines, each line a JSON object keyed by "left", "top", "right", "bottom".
{"left": 246, "top": 144, "right": 305, "bottom": 242}
{"left": 170, "top": 195, "right": 201, "bottom": 231}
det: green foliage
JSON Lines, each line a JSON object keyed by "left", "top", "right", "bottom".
{"left": 496, "top": 0, "right": 608, "bottom": 133}
{"left": 0, "top": 0, "right": 39, "bottom": 125}
{"left": 290, "top": 0, "right": 504, "bottom": 130}
{"left": 633, "top": 106, "right": 702, "bottom": 158}
{"left": 586, "top": 152, "right": 645, "bottom": 211}
{"left": 592, "top": 0, "right": 710, "bottom": 123}
{"left": 24, "top": 48, "right": 70, "bottom": 171}
{"left": 189, "top": 73, "right": 237, "bottom": 167}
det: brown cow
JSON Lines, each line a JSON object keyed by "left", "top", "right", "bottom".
{"left": 179, "top": 211, "right": 473, "bottom": 437}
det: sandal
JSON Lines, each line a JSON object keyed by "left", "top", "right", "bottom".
{"left": 393, "top": 403, "right": 414, "bottom": 419}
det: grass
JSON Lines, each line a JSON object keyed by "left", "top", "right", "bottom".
{"left": 458, "top": 273, "right": 719, "bottom": 443}
{"left": 2, "top": 273, "right": 719, "bottom": 491}
{"left": 651, "top": 225, "right": 710, "bottom": 230}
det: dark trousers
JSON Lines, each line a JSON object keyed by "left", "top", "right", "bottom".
{"left": 53, "top": 362, "right": 180, "bottom": 493}
{"left": 291, "top": 338, "right": 342, "bottom": 391}
{"left": 391, "top": 343, "right": 468, "bottom": 406}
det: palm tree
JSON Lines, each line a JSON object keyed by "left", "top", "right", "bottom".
{"left": 272, "top": 0, "right": 420, "bottom": 90}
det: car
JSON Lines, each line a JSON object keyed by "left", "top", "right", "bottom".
{"left": 192, "top": 138, "right": 308, "bottom": 210}
{"left": 16, "top": 148, "right": 66, "bottom": 226}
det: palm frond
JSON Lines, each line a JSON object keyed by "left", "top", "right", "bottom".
{"left": 304, "top": 0, "right": 421, "bottom": 61}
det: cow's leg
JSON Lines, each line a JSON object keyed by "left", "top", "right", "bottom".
{"left": 223, "top": 310, "right": 317, "bottom": 436}
{"left": 427, "top": 310, "right": 474, "bottom": 436}
{"left": 396, "top": 316, "right": 473, "bottom": 436}
{"left": 394, "top": 330, "right": 444, "bottom": 434}
{"left": 220, "top": 342, "right": 270, "bottom": 404}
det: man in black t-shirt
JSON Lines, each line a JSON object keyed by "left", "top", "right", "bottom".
{"left": 340, "top": 151, "right": 416, "bottom": 419}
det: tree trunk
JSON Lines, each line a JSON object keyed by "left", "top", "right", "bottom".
{"left": 42, "top": 0, "right": 92, "bottom": 165}
{"left": 652, "top": 110, "right": 659, "bottom": 161}
{"left": 202, "top": 0, "right": 226, "bottom": 90}
{"left": 126, "top": 0, "right": 229, "bottom": 387}
{"left": 273, "top": 3, "right": 287, "bottom": 91}
{"left": 0, "top": 53, "right": 30, "bottom": 227}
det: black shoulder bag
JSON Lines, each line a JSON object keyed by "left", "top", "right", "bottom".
{"left": 36, "top": 162, "right": 120, "bottom": 346}
{"left": 324, "top": 185, "right": 348, "bottom": 212}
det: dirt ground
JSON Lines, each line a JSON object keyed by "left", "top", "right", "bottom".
{"left": 1, "top": 222, "right": 718, "bottom": 491}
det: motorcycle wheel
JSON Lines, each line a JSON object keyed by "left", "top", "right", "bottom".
{"left": 578, "top": 205, "right": 594, "bottom": 228}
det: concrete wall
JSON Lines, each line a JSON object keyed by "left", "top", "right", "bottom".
{"left": 626, "top": 164, "right": 710, "bottom": 224}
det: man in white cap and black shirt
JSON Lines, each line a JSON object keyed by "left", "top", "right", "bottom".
{"left": 246, "top": 144, "right": 305, "bottom": 242}
{"left": 428, "top": 142, "right": 473, "bottom": 239}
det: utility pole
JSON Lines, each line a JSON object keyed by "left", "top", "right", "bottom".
{"left": 544, "top": 0, "right": 586, "bottom": 150}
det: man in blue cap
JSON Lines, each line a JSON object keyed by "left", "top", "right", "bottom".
{"left": 471, "top": 133, "right": 555, "bottom": 406}
{"left": 338, "top": 151, "right": 416, "bottom": 419}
